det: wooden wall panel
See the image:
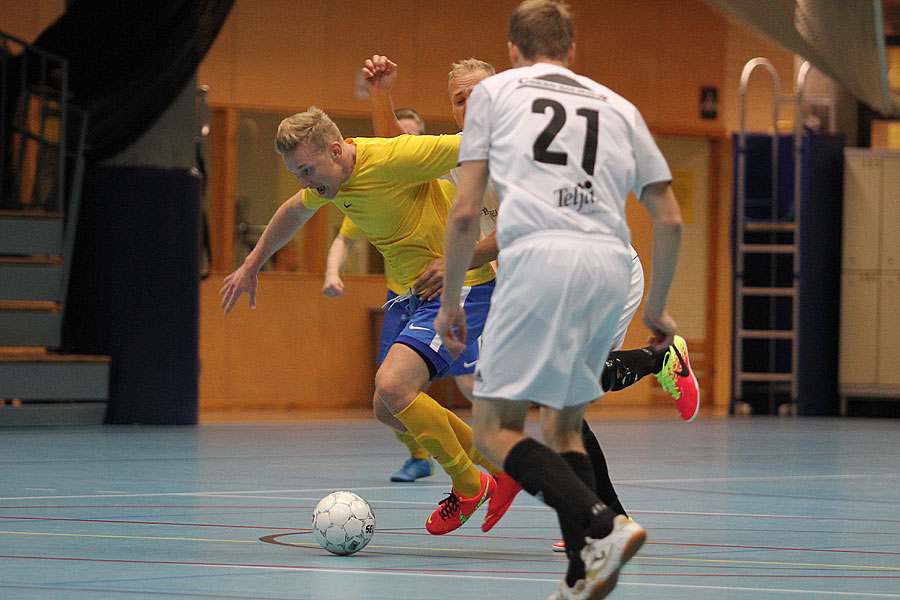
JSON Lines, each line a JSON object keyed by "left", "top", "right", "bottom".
{"left": 199, "top": 273, "right": 389, "bottom": 412}
{"left": 0, "top": 0, "right": 66, "bottom": 43}
{"left": 4, "top": 0, "right": 800, "bottom": 415}
{"left": 197, "top": 0, "right": 733, "bottom": 131}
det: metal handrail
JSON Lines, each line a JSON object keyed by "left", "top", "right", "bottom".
{"left": 1, "top": 28, "right": 70, "bottom": 212}
{"left": 1, "top": 29, "right": 89, "bottom": 340}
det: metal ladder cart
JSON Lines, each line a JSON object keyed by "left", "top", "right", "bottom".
{"left": 732, "top": 57, "right": 834, "bottom": 416}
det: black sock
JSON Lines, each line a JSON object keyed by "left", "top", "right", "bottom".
{"left": 647, "top": 344, "right": 668, "bottom": 374}
{"left": 504, "top": 439, "right": 615, "bottom": 588}
{"left": 601, "top": 347, "right": 662, "bottom": 391}
{"left": 503, "top": 438, "right": 611, "bottom": 531}
{"left": 559, "top": 452, "right": 596, "bottom": 586}
{"left": 580, "top": 420, "right": 627, "bottom": 517}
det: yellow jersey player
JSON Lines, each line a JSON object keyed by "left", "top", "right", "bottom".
{"left": 220, "top": 106, "right": 501, "bottom": 535}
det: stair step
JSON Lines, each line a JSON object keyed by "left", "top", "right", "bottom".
{"left": 0, "top": 257, "right": 64, "bottom": 301}
{"left": 0, "top": 210, "right": 64, "bottom": 255}
{"left": 0, "top": 349, "right": 109, "bottom": 362}
{"left": 0, "top": 402, "right": 107, "bottom": 426}
{"left": 0, "top": 350, "right": 110, "bottom": 400}
{"left": 0, "top": 301, "right": 62, "bottom": 347}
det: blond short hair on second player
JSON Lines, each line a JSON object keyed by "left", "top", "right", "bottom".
{"left": 275, "top": 107, "right": 343, "bottom": 155}
{"left": 447, "top": 58, "right": 496, "bottom": 90}
{"left": 508, "top": 0, "right": 574, "bottom": 62}
{"left": 394, "top": 108, "right": 426, "bottom": 134}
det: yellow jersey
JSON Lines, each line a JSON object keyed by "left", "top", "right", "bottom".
{"left": 337, "top": 216, "right": 403, "bottom": 292}
{"left": 303, "top": 135, "right": 494, "bottom": 294}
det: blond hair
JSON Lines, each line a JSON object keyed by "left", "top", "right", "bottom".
{"left": 447, "top": 58, "right": 496, "bottom": 89}
{"left": 394, "top": 107, "right": 426, "bottom": 134}
{"left": 508, "top": 0, "right": 574, "bottom": 62}
{"left": 274, "top": 106, "right": 343, "bottom": 155}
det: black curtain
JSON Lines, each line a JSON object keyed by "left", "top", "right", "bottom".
{"left": 33, "top": 0, "right": 234, "bottom": 163}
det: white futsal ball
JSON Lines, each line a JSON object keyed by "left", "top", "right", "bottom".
{"left": 311, "top": 491, "right": 375, "bottom": 555}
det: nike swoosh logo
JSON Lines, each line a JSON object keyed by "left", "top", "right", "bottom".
{"left": 463, "top": 360, "right": 477, "bottom": 368}
{"left": 673, "top": 346, "right": 689, "bottom": 377}
{"left": 343, "top": 202, "right": 352, "bottom": 208}
{"left": 408, "top": 323, "right": 432, "bottom": 332}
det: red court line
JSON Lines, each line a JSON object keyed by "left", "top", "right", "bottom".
{"left": 0, "top": 555, "right": 897, "bottom": 579}
{"left": 5, "top": 515, "right": 899, "bottom": 556}
{"left": 0, "top": 506, "right": 316, "bottom": 509}
{"left": 652, "top": 541, "right": 900, "bottom": 556}
{"left": 0, "top": 515, "right": 555, "bottom": 541}
{"left": 630, "top": 511, "right": 900, "bottom": 524}
{"left": 0, "top": 515, "right": 307, "bottom": 530}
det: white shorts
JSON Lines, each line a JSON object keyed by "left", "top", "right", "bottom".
{"left": 473, "top": 231, "right": 632, "bottom": 409}
{"left": 611, "top": 246, "right": 644, "bottom": 351}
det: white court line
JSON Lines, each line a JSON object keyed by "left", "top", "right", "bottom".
{"left": 620, "top": 582, "right": 900, "bottom": 598}
{"left": 1, "top": 485, "right": 897, "bottom": 524}
{"left": 2, "top": 474, "right": 895, "bottom": 502}
{"left": 633, "top": 508, "right": 900, "bottom": 521}
{"left": 0, "top": 486, "right": 447, "bottom": 502}
{"left": 617, "top": 474, "right": 896, "bottom": 484}
{"left": 191, "top": 495, "right": 451, "bottom": 506}
{"left": 12, "top": 560, "right": 890, "bottom": 598}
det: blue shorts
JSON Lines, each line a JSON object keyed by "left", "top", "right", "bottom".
{"left": 377, "top": 279, "right": 495, "bottom": 380}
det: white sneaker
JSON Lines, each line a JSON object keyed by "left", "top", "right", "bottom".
{"left": 547, "top": 515, "right": 646, "bottom": 600}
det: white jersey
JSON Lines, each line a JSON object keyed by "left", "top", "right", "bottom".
{"left": 443, "top": 133, "right": 499, "bottom": 238}
{"left": 459, "top": 62, "right": 671, "bottom": 248}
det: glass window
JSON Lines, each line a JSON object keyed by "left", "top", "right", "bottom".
{"left": 233, "top": 109, "right": 456, "bottom": 274}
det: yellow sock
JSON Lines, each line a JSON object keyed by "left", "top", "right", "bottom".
{"left": 444, "top": 410, "right": 502, "bottom": 476}
{"left": 394, "top": 429, "right": 430, "bottom": 460}
{"left": 394, "top": 392, "right": 483, "bottom": 497}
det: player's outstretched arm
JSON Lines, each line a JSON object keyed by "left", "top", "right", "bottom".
{"left": 639, "top": 180, "right": 683, "bottom": 349}
{"left": 323, "top": 233, "right": 357, "bottom": 297}
{"left": 220, "top": 191, "right": 317, "bottom": 314}
{"left": 435, "top": 159, "right": 490, "bottom": 357}
{"left": 361, "top": 55, "right": 405, "bottom": 138}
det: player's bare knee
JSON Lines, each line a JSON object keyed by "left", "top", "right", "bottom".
{"left": 374, "top": 372, "right": 414, "bottom": 414}
{"left": 372, "top": 393, "right": 393, "bottom": 425}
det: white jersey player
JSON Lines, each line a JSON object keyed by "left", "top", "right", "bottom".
{"left": 435, "top": 2, "right": 684, "bottom": 598}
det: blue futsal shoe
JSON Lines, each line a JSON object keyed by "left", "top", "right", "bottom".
{"left": 390, "top": 457, "right": 434, "bottom": 482}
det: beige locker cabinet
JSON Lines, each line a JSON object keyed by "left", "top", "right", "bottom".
{"left": 839, "top": 271, "right": 879, "bottom": 386}
{"left": 877, "top": 273, "right": 900, "bottom": 386}
{"left": 880, "top": 157, "right": 900, "bottom": 271}
{"left": 840, "top": 149, "right": 900, "bottom": 414}
{"left": 841, "top": 154, "right": 881, "bottom": 271}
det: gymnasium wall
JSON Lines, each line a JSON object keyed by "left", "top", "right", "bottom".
{"left": 2, "top": 1, "right": 799, "bottom": 417}
{"left": 194, "top": 0, "right": 796, "bottom": 416}
{"left": 198, "top": 0, "right": 731, "bottom": 133}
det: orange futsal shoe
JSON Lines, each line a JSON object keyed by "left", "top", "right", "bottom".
{"left": 481, "top": 473, "right": 523, "bottom": 532}
{"left": 426, "top": 471, "right": 495, "bottom": 535}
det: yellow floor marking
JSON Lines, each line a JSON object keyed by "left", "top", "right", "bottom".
{"left": 3, "top": 530, "right": 896, "bottom": 571}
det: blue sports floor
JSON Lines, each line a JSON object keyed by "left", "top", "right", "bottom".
{"left": 1, "top": 416, "right": 898, "bottom": 599}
